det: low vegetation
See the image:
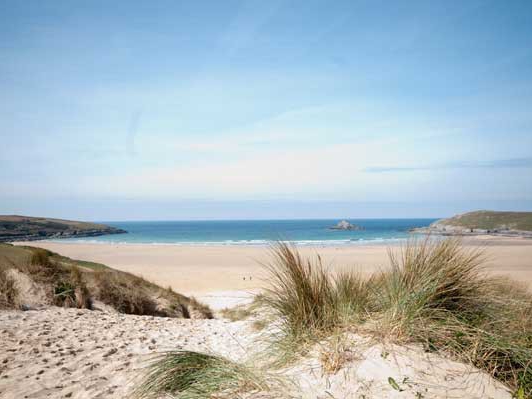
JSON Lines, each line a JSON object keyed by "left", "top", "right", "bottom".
{"left": 0, "top": 265, "right": 18, "bottom": 309}
{"left": 434, "top": 210, "right": 532, "bottom": 231}
{"left": 261, "top": 242, "right": 372, "bottom": 360}
{"left": 0, "top": 243, "right": 212, "bottom": 318}
{"left": 94, "top": 270, "right": 163, "bottom": 316}
{"left": 261, "top": 239, "right": 532, "bottom": 396}
{"left": 220, "top": 305, "right": 254, "bottom": 321}
{"left": 135, "top": 351, "right": 270, "bottom": 399}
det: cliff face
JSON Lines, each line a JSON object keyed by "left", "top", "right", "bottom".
{"left": 0, "top": 215, "right": 126, "bottom": 242}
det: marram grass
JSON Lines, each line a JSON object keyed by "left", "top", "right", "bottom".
{"left": 135, "top": 351, "right": 270, "bottom": 399}
{"left": 261, "top": 238, "right": 532, "bottom": 396}
{"left": 134, "top": 239, "right": 532, "bottom": 397}
{"left": 261, "top": 242, "right": 371, "bottom": 342}
{"left": 373, "top": 238, "right": 486, "bottom": 338}
{"left": 0, "top": 265, "right": 18, "bottom": 309}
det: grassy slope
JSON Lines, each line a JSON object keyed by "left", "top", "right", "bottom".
{"left": 0, "top": 215, "right": 124, "bottom": 241}
{"left": 0, "top": 243, "right": 212, "bottom": 318}
{"left": 0, "top": 215, "right": 109, "bottom": 230}
{"left": 434, "top": 210, "right": 532, "bottom": 231}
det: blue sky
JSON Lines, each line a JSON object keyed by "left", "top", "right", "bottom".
{"left": 1, "top": 0, "right": 532, "bottom": 220}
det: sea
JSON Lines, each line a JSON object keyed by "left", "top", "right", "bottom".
{"left": 56, "top": 219, "right": 437, "bottom": 246}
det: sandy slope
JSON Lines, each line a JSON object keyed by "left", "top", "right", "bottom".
{"left": 15, "top": 239, "right": 532, "bottom": 295}
{"left": 0, "top": 308, "right": 258, "bottom": 399}
{"left": 287, "top": 335, "right": 511, "bottom": 399}
{"left": 0, "top": 306, "right": 512, "bottom": 399}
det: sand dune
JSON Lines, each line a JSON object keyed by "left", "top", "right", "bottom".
{"left": 0, "top": 306, "right": 512, "bottom": 399}
{"left": 2, "top": 239, "right": 530, "bottom": 397}
{"left": 0, "top": 308, "right": 259, "bottom": 399}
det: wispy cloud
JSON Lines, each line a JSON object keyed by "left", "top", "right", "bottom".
{"left": 364, "top": 157, "right": 532, "bottom": 173}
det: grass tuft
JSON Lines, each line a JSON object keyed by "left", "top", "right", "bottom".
{"left": 0, "top": 266, "right": 18, "bottom": 309}
{"left": 261, "top": 243, "right": 372, "bottom": 361}
{"left": 262, "top": 242, "right": 338, "bottom": 342}
{"left": 70, "top": 266, "right": 92, "bottom": 309}
{"left": 188, "top": 296, "right": 214, "bottom": 319}
{"left": 374, "top": 238, "right": 486, "bottom": 338}
{"left": 53, "top": 280, "right": 76, "bottom": 307}
{"left": 50, "top": 266, "right": 92, "bottom": 309}
{"left": 25, "top": 248, "right": 60, "bottom": 282}
{"left": 220, "top": 306, "right": 253, "bottom": 321}
{"left": 30, "top": 249, "right": 53, "bottom": 268}
{"left": 372, "top": 239, "right": 532, "bottom": 395}
{"left": 333, "top": 269, "right": 374, "bottom": 324}
{"left": 262, "top": 239, "right": 532, "bottom": 396}
{"left": 135, "top": 351, "right": 268, "bottom": 399}
{"left": 94, "top": 270, "right": 158, "bottom": 315}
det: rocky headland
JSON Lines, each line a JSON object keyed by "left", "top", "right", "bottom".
{"left": 0, "top": 215, "right": 126, "bottom": 242}
{"left": 411, "top": 210, "right": 532, "bottom": 238}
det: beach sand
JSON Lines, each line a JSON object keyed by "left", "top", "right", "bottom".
{"left": 0, "top": 307, "right": 261, "bottom": 399}
{"left": 14, "top": 237, "right": 532, "bottom": 298}
{"left": 0, "top": 307, "right": 512, "bottom": 399}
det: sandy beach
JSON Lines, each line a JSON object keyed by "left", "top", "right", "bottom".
{"left": 3, "top": 238, "right": 531, "bottom": 398}
{"left": 15, "top": 237, "right": 532, "bottom": 297}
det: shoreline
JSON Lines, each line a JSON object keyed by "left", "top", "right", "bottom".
{"left": 13, "top": 237, "right": 532, "bottom": 296}
{"left": 14, "top": 233, "right": 532, "bottom": 247}
{"left": 22, "top": 238, "right": 411, "bottom": 248}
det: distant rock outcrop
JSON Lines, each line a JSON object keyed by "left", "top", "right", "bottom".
{"left": 329, "top": 220, "right": 364, "bottom": 231}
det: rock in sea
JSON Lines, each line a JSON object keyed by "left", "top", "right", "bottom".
{"left": 329, "top": 220, "right": 364, "bottom": 231}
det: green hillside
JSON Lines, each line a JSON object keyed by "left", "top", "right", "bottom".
{"left": 0, "top": 215, "right": 126, "bottom": 242}
{"left": 435, "top": 211, "right": 532, "bottom": 231}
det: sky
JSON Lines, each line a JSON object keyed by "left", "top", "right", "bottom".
{"left": 1, "top": 0, "right": 532, "bottom": 220}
